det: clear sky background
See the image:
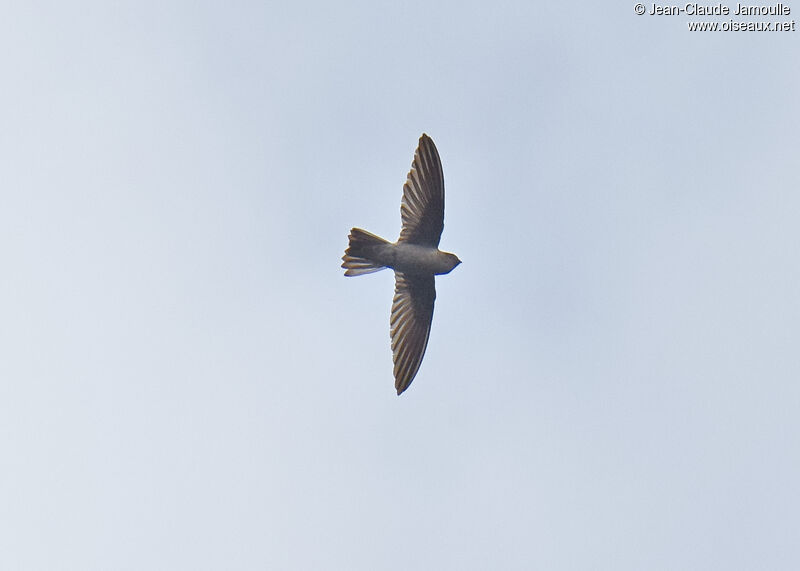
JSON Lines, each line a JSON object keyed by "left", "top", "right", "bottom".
{"left": 2, "top": 2, "right": 799, "bottom": 569}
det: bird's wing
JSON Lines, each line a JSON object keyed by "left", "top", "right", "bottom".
{"left": 398, "top": 134, "right": 445, "bottom": 247}
{"left": 391, "top": 272, "right": 436, "bottom": 395}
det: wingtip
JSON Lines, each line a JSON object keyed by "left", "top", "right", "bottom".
{"left": 395, "top": 379, "right": 409, "bottom": 396}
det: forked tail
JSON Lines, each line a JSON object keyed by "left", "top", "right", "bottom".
{"left": 342, "top": 228, "right": 389, "bottom": 276}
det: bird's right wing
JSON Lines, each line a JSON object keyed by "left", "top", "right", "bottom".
{"left": 398, "top": 134, "right": 445, "bottom": 247}
{"left": 390, "top": 272, "right": 436, "bottom": 395}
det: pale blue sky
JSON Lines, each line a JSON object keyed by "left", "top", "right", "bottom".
{"left": 2, "top": 2, "right": 799, "bottom": 569}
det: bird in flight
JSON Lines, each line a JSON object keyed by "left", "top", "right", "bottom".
{"left": 342, "top": 134, "right": 461, "bottom": 395}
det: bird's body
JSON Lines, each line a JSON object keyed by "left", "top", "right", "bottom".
{"left": 346, "top": 234, "right": 459, "bottom": 276}
{"left": 342, "top": 134, "right": 460, "bottom": 395}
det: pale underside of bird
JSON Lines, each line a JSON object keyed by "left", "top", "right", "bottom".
{"left": 342, "top": 134, "right": 460, "bottom": 395}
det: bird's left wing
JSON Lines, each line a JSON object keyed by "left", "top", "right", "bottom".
{"left": 390, "top": 272, "right": 436, "bottom": 395}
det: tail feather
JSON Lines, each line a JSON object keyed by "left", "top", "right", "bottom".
{"left": 342, "top": 228, "right": 389, "bottom": 276}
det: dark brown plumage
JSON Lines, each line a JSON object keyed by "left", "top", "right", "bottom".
{"left": 342, "top": 134, "right": 460, "bottom": 395}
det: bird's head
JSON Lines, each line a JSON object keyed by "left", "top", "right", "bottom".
{"left": 441, "top": 252, "right": 461, "bottom": 274}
